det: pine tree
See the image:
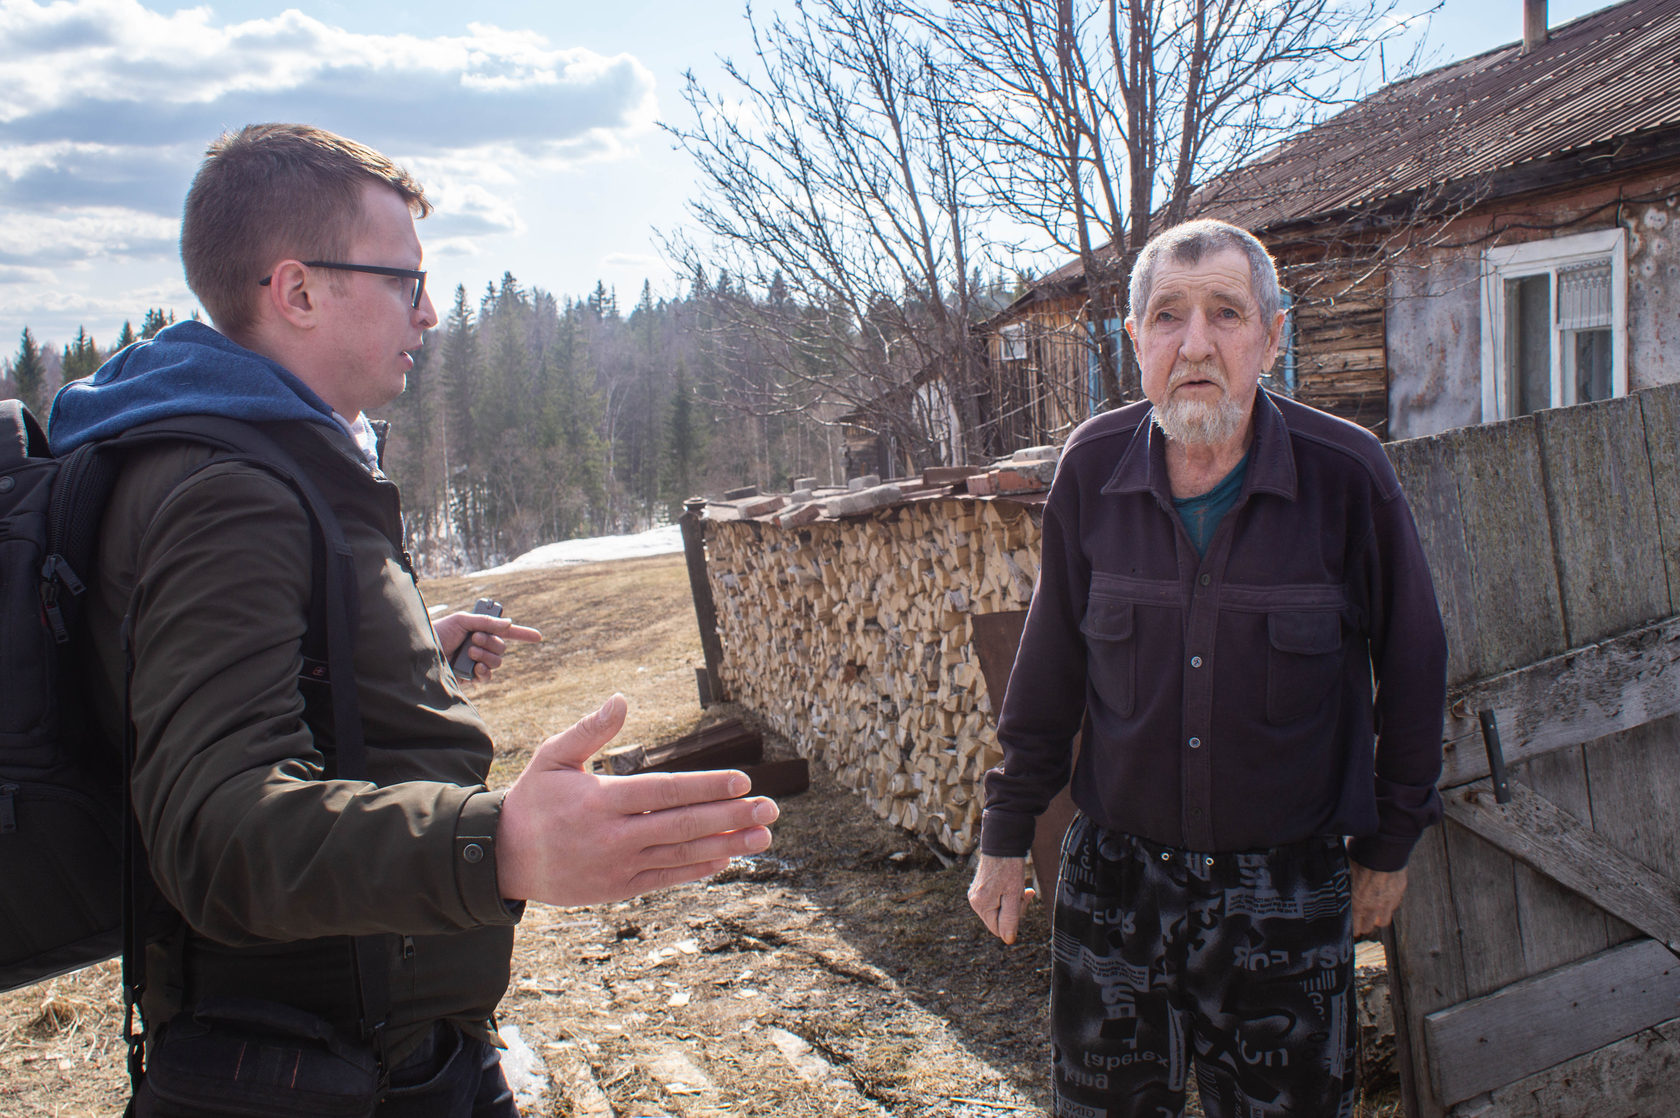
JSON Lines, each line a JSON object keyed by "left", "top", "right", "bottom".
{"left": 60, "top": 327, "right": 99, "bottom": 382}
{"left": 115, "top": 321, "right": 138, "bottom": 351}
{"left": 140, "top": 308, "right": 175, "bottom": 339}
{"left": 10, "top": 328, "right": 46, "bottom": 413}
{"left": 665, "top": 362, "right": 704, "bottom": 508}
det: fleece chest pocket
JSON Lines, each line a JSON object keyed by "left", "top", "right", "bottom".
{"left": 1265, "top": 610, "right": 1344, "bottom": 725}
{"left": 1080, "top": 599, "right": 1137, "bottom": 718}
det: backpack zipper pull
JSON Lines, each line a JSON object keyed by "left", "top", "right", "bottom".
{"left": 39, "top": 554, "right": 85, "bottom": 645}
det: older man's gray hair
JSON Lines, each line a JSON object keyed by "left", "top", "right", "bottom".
{"left": 1127, "top": 219, "right": 1282, "bottom": 324}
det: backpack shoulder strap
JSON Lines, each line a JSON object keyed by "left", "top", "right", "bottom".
{"left": 0, "top": 398, "right": 48, "bottom": 463}
{"left": 96, "top": 417, "right": 391, "bottom": 1075}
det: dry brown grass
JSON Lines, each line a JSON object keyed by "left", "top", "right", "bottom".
{"left": 424, "top": 555, "right": 727, "bottom": 784}
{"left": 0, "top": 551, "right": 1404, "bottom": 1116}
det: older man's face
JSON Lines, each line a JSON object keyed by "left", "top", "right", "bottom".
{"left": 1126, "top": 247, "right": 1285, "bottom": 447}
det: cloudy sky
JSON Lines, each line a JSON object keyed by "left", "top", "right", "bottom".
{"left": 1, "top": 0, "right": 1612, "bottom": 353}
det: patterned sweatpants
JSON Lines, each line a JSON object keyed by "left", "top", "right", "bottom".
{"left": 1051, "top": 814, "right": 1356, "bottom": 1118}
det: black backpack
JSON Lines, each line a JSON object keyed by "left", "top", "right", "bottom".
{"left": 0, "top": 399, "right": 389, "bottom": 1077}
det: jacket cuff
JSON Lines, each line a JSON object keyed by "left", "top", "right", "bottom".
{"left": 1347, "top": 832, "right": 1417, "bottom": 873}
{"left": 455, "top": 790, "right": 522, "bottom": 926}
{"left": 979, "top": 809, "right": 1036, "bottom": 859}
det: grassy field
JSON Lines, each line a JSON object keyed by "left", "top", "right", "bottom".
{"left": 0, "top": 552, "right": 1400, "bottom": 1116}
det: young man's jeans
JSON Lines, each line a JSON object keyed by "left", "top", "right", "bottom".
{"left": 131, "top": 1020, "right": 518, "bottom": 1118}
{"left": 378, "top": 1021, "right": 517, "bottom": 1118}
{"left": 1051, "top": 814, "right": 1357, "bottom": 1118}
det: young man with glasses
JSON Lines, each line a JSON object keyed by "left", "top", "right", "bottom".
{"left": 50, "top": 123, "right": 778, "bottom": 1116}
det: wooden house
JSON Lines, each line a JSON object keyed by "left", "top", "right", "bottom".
{"left": 981, "top": 0, "right": 1680, "bottom": 442}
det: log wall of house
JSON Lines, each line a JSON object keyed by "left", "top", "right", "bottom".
{"left": 1278, "top": 255, "right": 1391, "bottom": 437}
{"left": 988, "top": 295, "right": 1095, "bottom": 448}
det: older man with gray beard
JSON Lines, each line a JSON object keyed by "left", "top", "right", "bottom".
{"left": 967, "top": 219, "right": 1447, "bottom": 1118}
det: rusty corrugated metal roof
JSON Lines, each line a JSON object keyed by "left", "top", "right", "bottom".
{"left": 1193, "top": 0, "right": 1680, "bottom": 230}
{"left": 990, "top": 0, "right": 1680, "bottom": 312}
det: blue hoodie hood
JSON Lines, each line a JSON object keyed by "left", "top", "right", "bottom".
{"left": 48, "top": 320, "right": 341, "bottom": 455}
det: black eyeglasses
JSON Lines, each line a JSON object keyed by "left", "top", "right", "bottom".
{"left": 259, "top": 261, "right": 428, "bottom": 309}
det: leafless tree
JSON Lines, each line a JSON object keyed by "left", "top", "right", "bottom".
{"left": 665, "top": 0, "right": 1006, "bottom": 470}
{"left": 912, "top": 0, "right": 1436, "bottom": 406}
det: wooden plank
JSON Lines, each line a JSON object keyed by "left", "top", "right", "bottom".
{"left": 1641, "top": 382, "right": 1680, "bottom": 616}
{"left": 1423, "top": 938, "right": 1680, "bottom": 1105}
{"left": 1386, "top": 435, "right": 1484, "bottom": 685}
{"left": 1510, "top": 748, "right": 1613, "bottom": 975}
{"left": 1437, "top": 611, "right": 1680, "bottom": 787}
{"left": 1443, "top": 819, "right": 1528, "bottom": 999}
{"left": 1386, "top": 825, "right": 1462, "bottom": 1118}
{"left": 1478, "top": 1014, "right": 1680, "bottom": 1117}
{"left": 1449, "top": 416, "right": 1568, "bottom": 676}
{"left": 1535, "top": 395, "right": 1668, "bottom": 645}
{"left": 1443, "top": 778, "right": 1680, "bottom": 953}
{"left": 607, "top": 720, "right": 765, "bottom": 775}
{"left": 1585, "top": 712, "right": 1680, "bottom": 887}
{"left": 684, "top": 509, "right": 727, "bottom": 701}
{"left": 739, "top": 759, "right": 810, "bottom": 799}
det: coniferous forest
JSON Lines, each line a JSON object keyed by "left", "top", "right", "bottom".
{"left": 2, "top": 275, "right": 866, "bottom": 573}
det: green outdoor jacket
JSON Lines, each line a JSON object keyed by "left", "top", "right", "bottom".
{"left": 85, "top": 418, "right": 519, "bottom": 1065}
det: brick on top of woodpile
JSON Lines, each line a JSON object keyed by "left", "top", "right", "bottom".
{"left": 773, "top": 502, "right": 823, "bottom": 528}
{"left": 821, "top": 483, "right": 904, "bottom": 517}
{"left": 738, "top": 494, "right": 787, "bottom": 519}
{"left": 847, "top": 474, "right": 882, "bottom": 491}
{"left": 923, "top": 465, "right": 985, "bottom": 487}
{"left": 992, "top": 458, "right": 1057, "bottom": 494}
{"left": 723, "top": 484, "right": 761, "bottom": 500}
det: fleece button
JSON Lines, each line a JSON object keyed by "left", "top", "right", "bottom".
{"left": 462, "top": 843, "right": 485, "bottom": 864}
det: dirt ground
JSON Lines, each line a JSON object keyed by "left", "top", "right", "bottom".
{"left": 0, "top": 553, "right": 1400, "bottom": 1116}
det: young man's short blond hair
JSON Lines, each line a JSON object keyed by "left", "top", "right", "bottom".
{"left": 180, "top": 123, "right": 430, "bottom": 339}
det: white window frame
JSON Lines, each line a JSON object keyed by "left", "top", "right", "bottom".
{"left": 1000, "top": 322, "right": 1027, "bottom": 361}
{"left": 1480, "top": 228, "right": 1627, "bottom": 421}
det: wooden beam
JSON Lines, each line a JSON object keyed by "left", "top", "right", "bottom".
{"left": 1423, "top": 938, "right": 1680, "bottom": 1105}
{"left": 681, "top": 500, "right": 728, "bottom": 704}
{"left": 1442, "top": 779, "right": 1680, "bottom": 953}
{"left": 1478, "top": 1014, "right": 1680, "bottom": 1117}
{"left": 1438, "top": 612, "right": 1680, "bottom": 787}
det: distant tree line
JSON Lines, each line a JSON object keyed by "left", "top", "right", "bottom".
{"left": 3, "top": 277, "right": 913, "bottom": 573}
{"left": 2, "top": 309, "right": 178, "bottom": 417}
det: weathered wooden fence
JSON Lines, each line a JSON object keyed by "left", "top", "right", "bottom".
{"left": 697, "top": 381, "right": 1680, "bottom": 1114}
{"left": 1383, "top": 382, "right": 1680, "bottom": 1116}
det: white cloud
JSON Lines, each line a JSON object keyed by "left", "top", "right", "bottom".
{"left": 0, "top": 206, "right": 179, "bottom": 262}
{"left": 0, "top": 1, "right": 659, "bottom": 213}
{"left": 0, "top": 0, "right": 667, "bottom": 342}
{"left": 0, "top": 1, "right": 657, "bottom": 156}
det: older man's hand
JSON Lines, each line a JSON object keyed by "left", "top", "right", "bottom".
{"left": 969, "top": 854, "right": 1036, "bottom": 945}
{"left": 1350, "top": 861, "right": 1408, "bottom": 936}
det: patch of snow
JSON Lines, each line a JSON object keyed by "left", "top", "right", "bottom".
{"left": 469, "top": 524, "right": 684, "bottom": 577}
{"left": 498, "top": 1024, "right": 549, "bottom": 1111}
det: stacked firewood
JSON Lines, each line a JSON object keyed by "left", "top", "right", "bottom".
{"left": 703, "top": 490, "right": 1047, "bottom": 853}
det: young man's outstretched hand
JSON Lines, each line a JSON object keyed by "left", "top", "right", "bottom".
{"left": 498, "top": 695, "right": 778, "bottom": 906}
